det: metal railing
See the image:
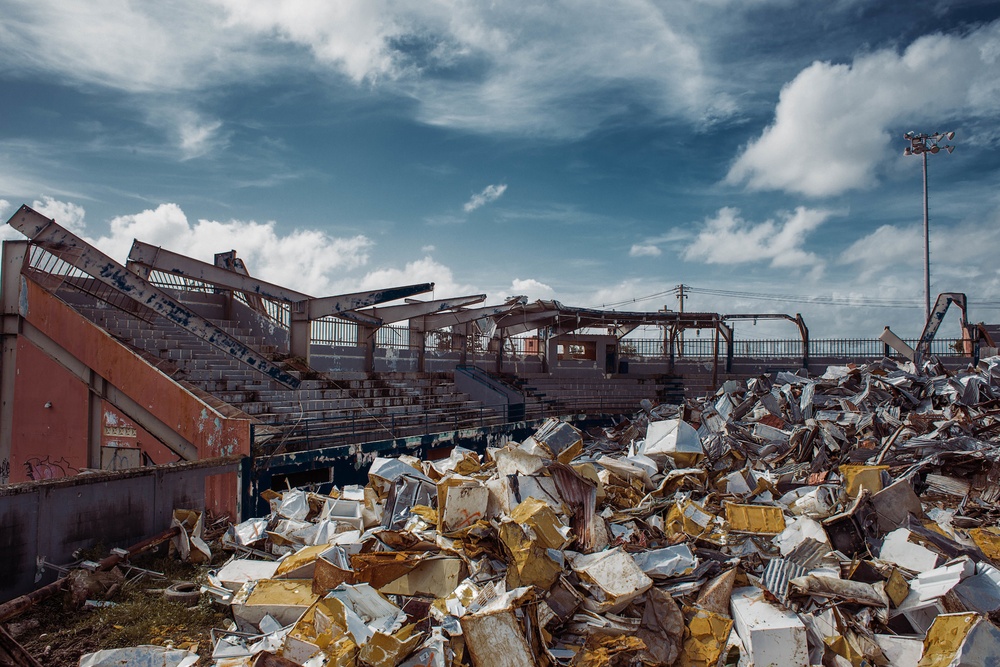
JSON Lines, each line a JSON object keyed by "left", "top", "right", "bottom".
{"left": 146, "top": 269, "right": 292, "bottom": 330}
{"left": 111, "top": 269, "right": 975, "bottom": 361}
{"left": 27, "top": 246, "right": 159, "bottom": 322}
{"left": 619, "top": 336, "right": 965, "bottom": 359}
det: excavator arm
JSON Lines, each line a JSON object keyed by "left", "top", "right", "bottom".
{"left": 914, "top": 292, "right": 968, "bottom": 363}
{"left": 881, "top": 292, "right": 985, "bottom": 365}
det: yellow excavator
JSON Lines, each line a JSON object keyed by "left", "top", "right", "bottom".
{"left": 879, "top": 292, "right": 995, "bottom": 364}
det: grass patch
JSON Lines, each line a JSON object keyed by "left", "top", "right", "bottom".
{"left": 17, "top": 546, "right": 230, "bottom": 666}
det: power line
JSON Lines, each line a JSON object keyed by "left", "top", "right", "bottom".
{"left": 591, "top": 285, "right": 1000, "bottom": 311}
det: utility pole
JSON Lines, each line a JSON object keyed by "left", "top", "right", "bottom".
{"left": 660, "top": 305, "right": 669, "bottom": 358}
{"left": 676, "top": 284, "right": 686, "bottom": 358}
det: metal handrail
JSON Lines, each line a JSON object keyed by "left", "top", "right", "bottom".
{"left": 620, "top": 336, "right": 965, "bottom": 359}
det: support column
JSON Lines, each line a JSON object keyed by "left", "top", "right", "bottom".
{"left": 87, "top": 371, "right": 106, "bottom": 470}
{"left": 457, "top": 323, "right": 470, "bottom": 366}
{"left": 0, "top": 242, "right": 28, "bottom": 485}
{"left": 711, "top": 321, "right": 720, "bottom": 390}
{"left": 359, "top": 325, "right": 377, "bottom": 375}
{"left": 667, "top": 326, "right": 678, "bottom": 374}
{"left": 545, "top": 335, "right": 558, "bottom": 375}
{"left": 411, "top": 328, "right": 426, "bottom": 373}
{"left": 289, "top": 304, "right": 311, "bottom": 362}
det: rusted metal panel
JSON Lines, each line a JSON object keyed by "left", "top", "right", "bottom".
{"left": 460, "top": 608, "right": 538, "bottom": 667}
{"left": 6, "top": 205, "right": 300, "bottom": 388}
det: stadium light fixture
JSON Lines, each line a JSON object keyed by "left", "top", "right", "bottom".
{"left": 903, "top": 130, "right": 955, "bottom": 321}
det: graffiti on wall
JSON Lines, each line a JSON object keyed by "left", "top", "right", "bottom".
{"left": 0, "top": 457, "right": 9, "bottom": 484}
{"left": 100, "top": 446, "right": 142, "bottom": 471}
{"left": 24, "top": 455, "right": 78, "bottom": 481}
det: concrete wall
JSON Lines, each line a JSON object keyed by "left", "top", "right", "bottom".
{"left": 0, "top": 458, "right": 239, "bottom": 603}
{"left": 310, "top": 344, "right": 365, "bottom": 373}
{"left": 225, "top": 297, "right": 291, "bottom": 350}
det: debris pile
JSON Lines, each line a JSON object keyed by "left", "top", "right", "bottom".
{"left": 87, "top": 357, "right": 1000, "bottom": 665}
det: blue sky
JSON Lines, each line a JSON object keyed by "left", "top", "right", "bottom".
{"left": 3, "top": 0, "right": 1000, "bottom": 340}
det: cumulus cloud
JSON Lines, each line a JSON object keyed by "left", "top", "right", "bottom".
{"left": 10, "top": 198, "right": 504, "bottom": 307}
{"left": 839, "top": 224, "right": 923, "bottom": 277}
{"left": 0, "top": 199, "right": 23, "bottom": 242}
{"left": 509, "top": 278, "right": 554, "bottom": 299}
{"left": 841, "top": 211, "right": 1000, "bottom": 287}
{"left": 727, "top": 20, "right": 1000, "bottom": 197}
{"left": 585, "top": 278, "right": 672, "bottom": 312}
{"left": 32, "top": 196, "right": 88, "bottom": 233}
{"left": 464, "top": 184, "right": 507, "bottom": 213}
{"left": 629, "top": 244, "right": 662, "bottom": 258}
{"left": 356, "top": 256, "right": 474, "bottom": 298}
{"left": 683, "top": 206, "right": 833, "bottom": 271}
{"left": 20, "top": 199, "right": 371, "bottom": 296}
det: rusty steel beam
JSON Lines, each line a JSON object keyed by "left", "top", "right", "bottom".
{"left": 359, "top": 294, "right": 486, "bottom": 325}
{"left": 415, "top": 300, "right": 521, "bottom": 332}
{"left": 6, "top": 206, "right": 300, "bottom": 389}
{"left": 289, "top": 283, "right": 434, "bottom": 361}
{"left": 128, "top": 241, "right": 311, "bottom": 303}
{"left": 492, "top": 309, "right": 561, "bottom": 332}
{"left": 292, "top": 283, "right": 435, "bottom": 321}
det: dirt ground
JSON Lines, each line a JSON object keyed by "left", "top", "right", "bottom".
{"left": 4, "top": 545, "right": 231, "bottom": 666}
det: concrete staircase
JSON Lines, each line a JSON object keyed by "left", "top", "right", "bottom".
{"left": 73, "top": 302, "right": 503, "bottom": 453}
{"left": 510, "top": 375, "right": 684, "bottom": 414}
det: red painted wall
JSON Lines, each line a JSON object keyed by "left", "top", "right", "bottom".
{"left": 9, "top": 338, "right": 90, "bottom": 483}
{"left": 12, "top": 278, "right": 251, "bottom": 518}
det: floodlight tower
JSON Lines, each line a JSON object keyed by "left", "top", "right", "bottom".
{"left": 903, "top": 130, "right": 955, "bottom": 321}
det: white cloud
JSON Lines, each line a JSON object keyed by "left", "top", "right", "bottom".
{"left": 839, "top": 224, "right": 922, "bottom": 278}
{"left": 8, "top": 198, "right": 497, "bottom": 307}
{"left": 464, "top": 184, "right": 507, "bottom": 213}
{"left": 509, "top": 278, "right": 554, "bottom": 299}
{"left": 683, "top": 206, "right": 833, "bottom": 272}
{"left": 421, "top": 245, "right": 436, "bottom": 253}
{"left": 174, "top": 111, "right": 226, "bottom": 160}
{"left": 15, "top": 200, "right": 374, "bottom": 296}
{"left": 841, "top": 211, "right": 1000, "bottom": 287}
{"left": 727, "top": 20, "right": 1000, "bottom": 197}
{"left": 0, "top": 0, "right": 737, "bottom": 139}
{"left": 0, "top": 0, "right": 267, "bottom": 93}
{"left": 32, "top": 196, "right": 88, "bottom": 233}
{"left": 356, "top": 256, "right": 474, "bottom": 298}
{"left": 629, "top": 244, "right": 662, "bottom": 258}
{"left": 108, "top": 209, "right": 370, "bottom": 295}
{"left": 0, "top": 199, "right": 23, "bottom": 242}
{"left": 585, "top": 278, "right": 673, "bottom": 312}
